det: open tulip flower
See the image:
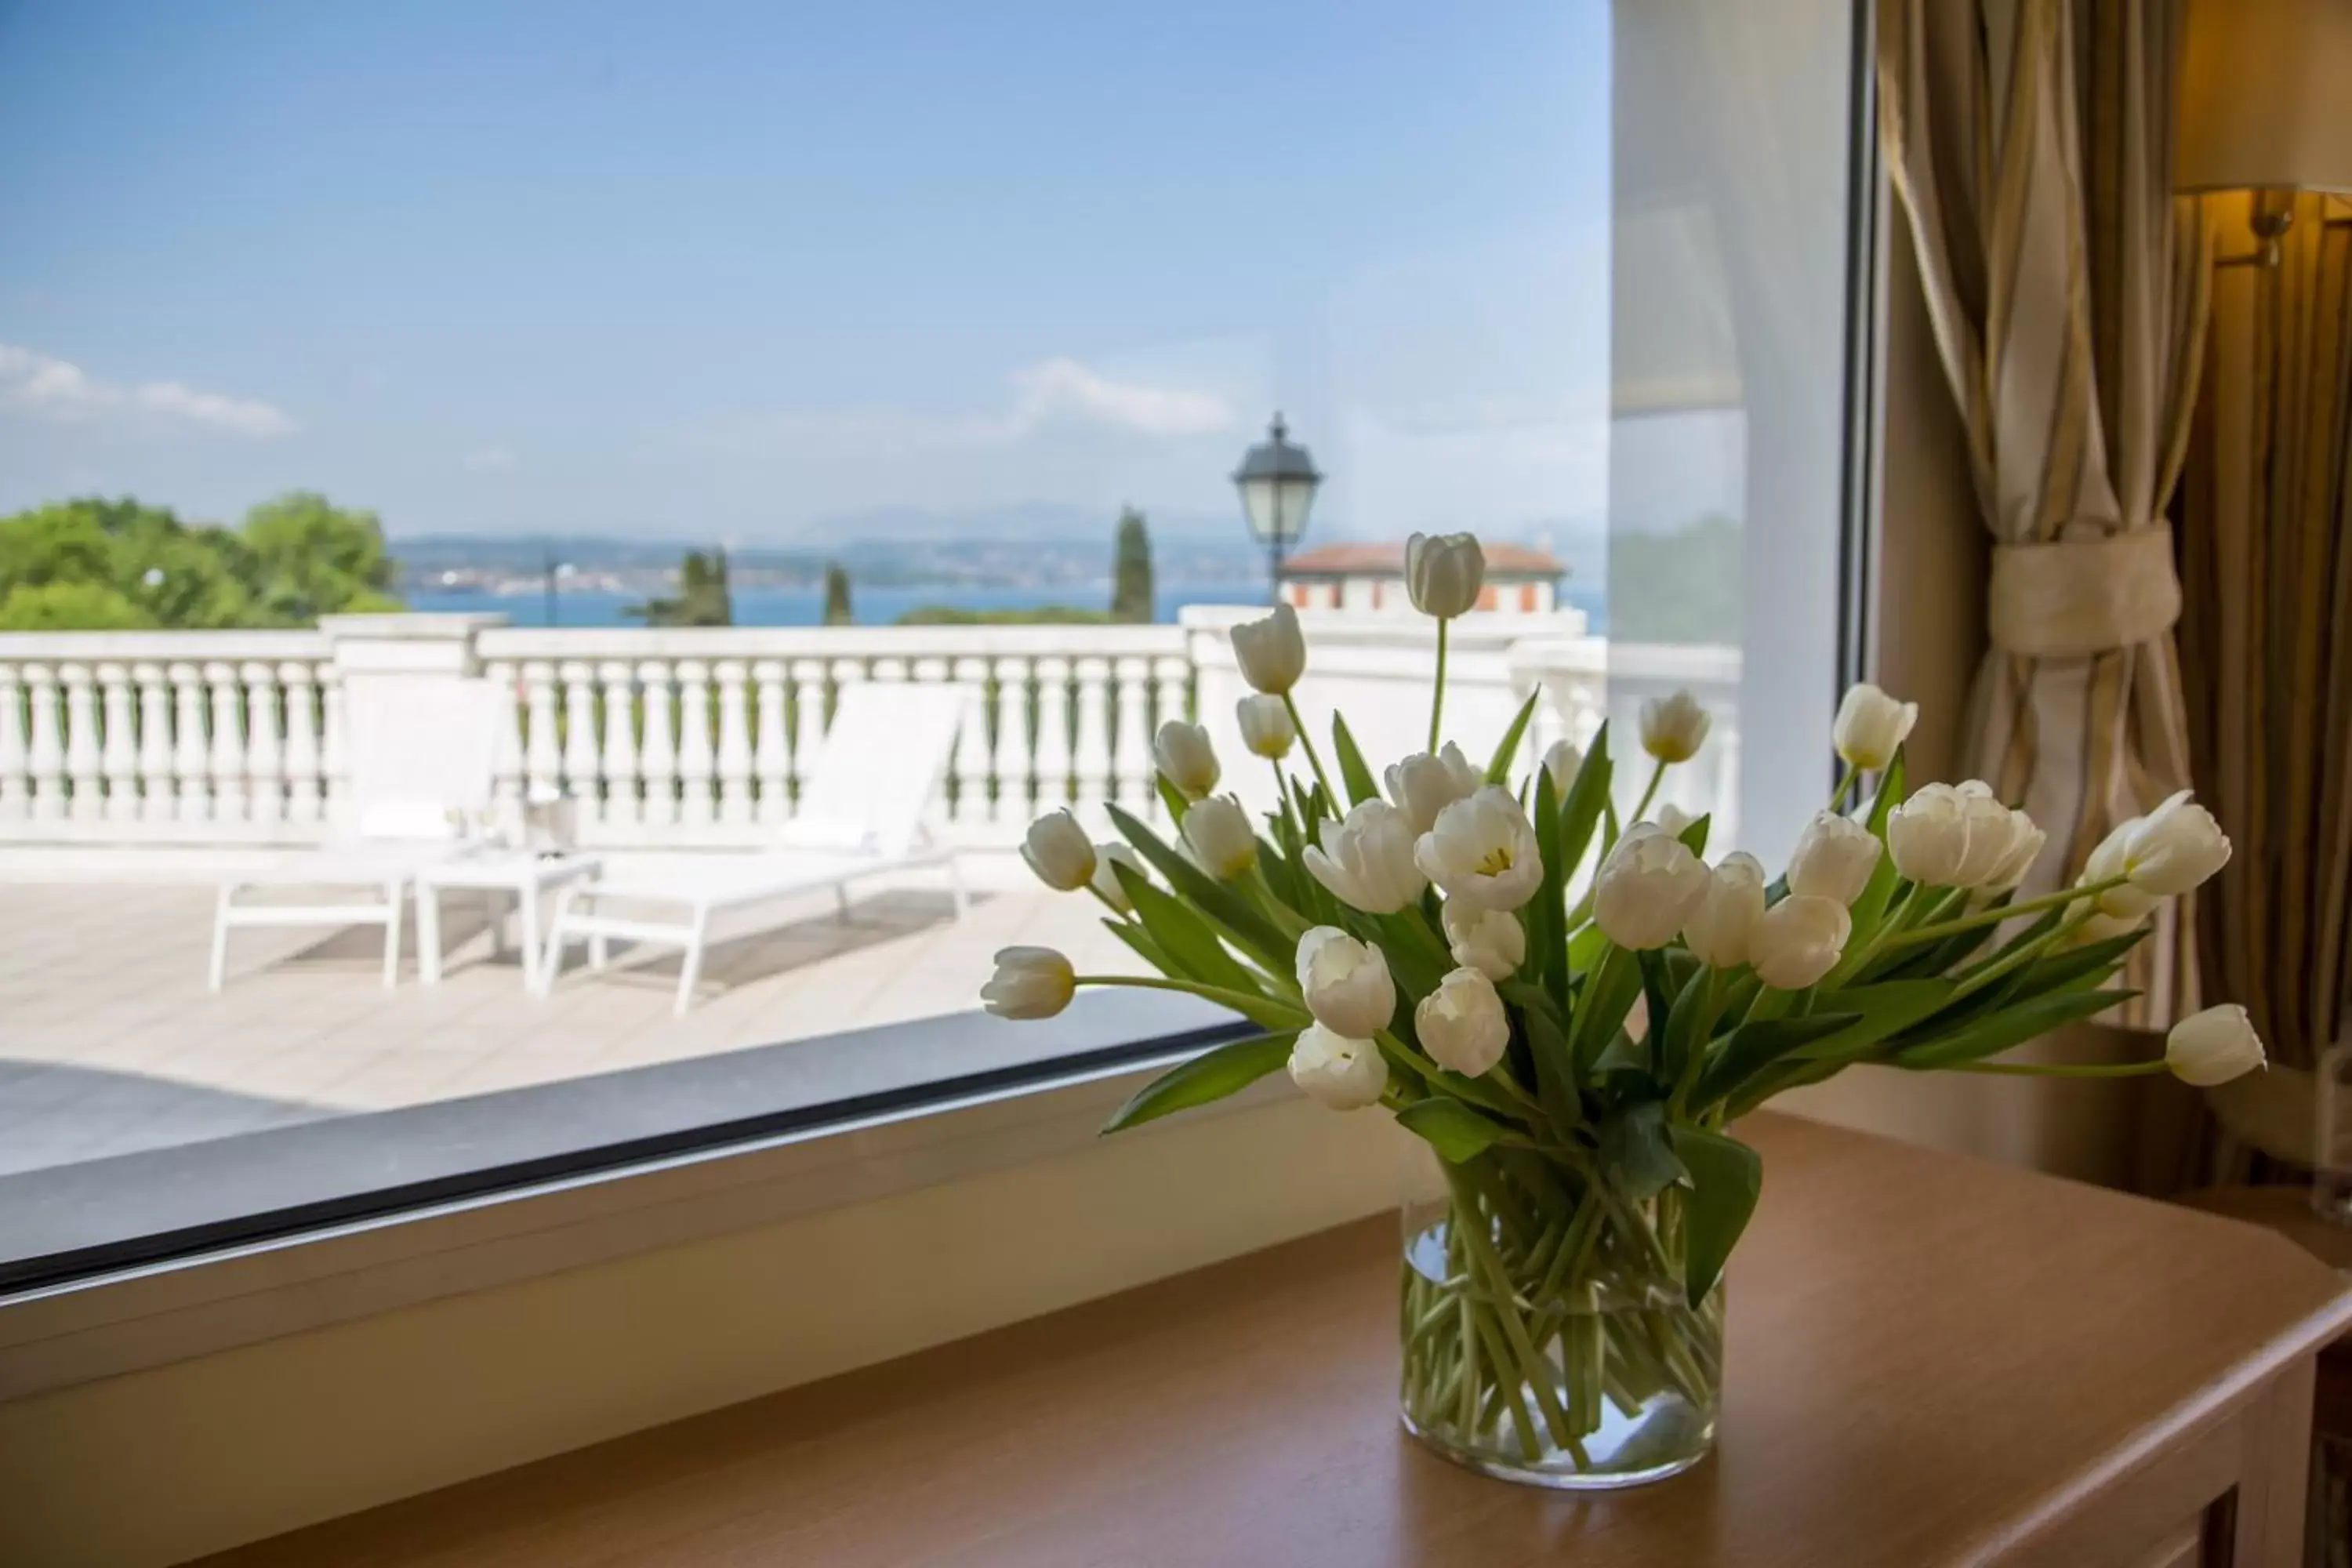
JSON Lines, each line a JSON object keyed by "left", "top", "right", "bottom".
{"left": 986, "top": 540, "right": 2261, "bottom": 1486}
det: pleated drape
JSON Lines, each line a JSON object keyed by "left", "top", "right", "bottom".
{"left": 1875, "top": 0, "right": 2212, "bottom": 1028}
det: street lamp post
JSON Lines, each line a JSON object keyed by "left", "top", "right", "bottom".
{"left": 1232, "top": 412, "right": 1322, "bottom": 606}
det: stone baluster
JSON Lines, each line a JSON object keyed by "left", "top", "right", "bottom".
{"left": 600, "top": 661, "right": 642, "bottom": 827}
{"left": 561, "top": 661, "right": 602, "bottom": 827}
{"left": 281, "top": 662, "right": 323, "bottom": 824}
{"left": 58, "top": 664, "right": 100, "bottom": 822}
{"left": 318, "top": 666, "right": 350, "bottom": 827}
{"left": 240, "top": 662, "right": 285, "bottom": 826}
{"left": 24, "top": 664, "right": 64, "bottom": 822}
{"left": 987, "top": 655, "right": 1031, "bottom": 821}
{"left": 752, "top": 659, "right": 789, "bottom": 823}
{"left": 1111, "top": 655, "right": 1152, "bottom": 806}
{"left": 675, "top": 659, "right": 715, "bottom": 828}
{"left": 1072, "top": 656, "right": 1112, "bottom": 812}
{"left": 636, "top": 659, "right": 679, "bottom": 829}
{"left": 1150, "top": 657, "right": 1191, "bottom": 818}
{"left": 93, "top": 663, "right": 138, "bottom": 823}
{"left": 713, "top": 659, "right": 753, "bottom": 826}
{"left": 949, "top": 655, "right": 992, "bottom": 824}
{"left": 0, "top": 664, "right": 24, "bottom": 822}
{"left": 169, "top": 663, "right": 210, "bottom": 823}
{"left": 133, "top": 662, "right": 173, "bottom": 823}
{"left": 787, "top": 658, "right": 828, "bottom": 805}
{"left": 205, "top": 662, "right": 247, "bottom": 823}
{"left": 521, "top": 661, "right": 562, "bottom": 806}
{"left": 485, "top": 659, "right": 525, "bottom": 826}
{"left": 1031, "top": 655, "right": 1073, "bottom": 808}
{"left": 871, "top": 656, "right": 909, "bottom": 683}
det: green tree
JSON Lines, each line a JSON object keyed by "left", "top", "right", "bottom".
{"left": 0, "top": 580, "right": 156, "bottom": 631}
{"left": 627, "top": 547, "right": 735, "bottom": 627}
{"left": 240, "top": 492, "right": 401, "bottom": 622}
{"left": 822, "top": 562, "right": 854, "bottom": 626}
{"left": 1110, "top": 506, "right": 1153, "bottom": 623}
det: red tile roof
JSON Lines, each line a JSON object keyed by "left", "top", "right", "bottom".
{"left": 1279, "top": 541, "right": 1564, "bottom": 578}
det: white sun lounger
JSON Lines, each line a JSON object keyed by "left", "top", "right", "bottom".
{"left": 209, "top": 677, "right": 503, "bottom": 991}
{"left": 535, "top": 681, "right": 971, "bottom": 1014}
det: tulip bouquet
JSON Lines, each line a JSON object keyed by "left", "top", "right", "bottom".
{"left": 982, "top": 532, "right": 2262, "bottom": 1490}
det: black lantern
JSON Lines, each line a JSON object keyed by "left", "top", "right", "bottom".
{"left": 1232, "top": 412, "right": 1322, "bottom": 604}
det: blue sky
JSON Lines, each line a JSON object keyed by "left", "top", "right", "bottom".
{"left": 0, "top": 0, "right": 1612, "bottom": 543}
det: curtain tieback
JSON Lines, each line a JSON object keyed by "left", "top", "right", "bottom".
{"left": 1987, "top": 523, "right": 2181, "bottom": 657}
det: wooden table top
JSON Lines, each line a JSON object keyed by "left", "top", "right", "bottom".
{"left": 204, "top": 1113, "right": 2352, "bottom": 1568}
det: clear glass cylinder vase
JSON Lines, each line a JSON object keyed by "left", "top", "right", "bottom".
{"left": 1399, "top": 1170, "right": 1723, "bottom": 1489}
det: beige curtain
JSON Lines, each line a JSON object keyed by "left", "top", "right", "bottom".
{"left": 2171, "top": 191, "right": 2352, "bottom": 1178}
{"left": 1875, "top": 0, "right": 2212, "bottom": 1028}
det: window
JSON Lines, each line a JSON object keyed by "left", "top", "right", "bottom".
{"left": 0, "top": 2, "right": 1863, "bottom": 1289}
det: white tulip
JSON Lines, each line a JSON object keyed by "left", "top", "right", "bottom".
{"left": 1385, "top": 742, "right": 1482, "bottom": 835}
{"left": 1235, "top": 694, "right": 1296, "bottom": 760}
{"left": 1229, "top": 601, "right": 1307, "bottom": 696}
{"left": 1304, "top": 799, "right": 1428, "bottom": 913}
{"left": 1179, "top": 794, "right": 1258, "bottom": 880}
{"left": 1154, "top": 720, "right": 1221, "bottom": 799}
{"left": 1295, "top": 927, "right": 1397, "bottom": 1039}
{"left": 2085, "top": 791, "right": 2232, "bottom": 912}
{"left": 1592, "top": 826, "right": 1711, "bottom": 949}
{"left": 1682, "top": 851, "right": 1767, "bottom": 968}
{"left": 1785, "top": 811, "right": 1882, "bottom": 906}
{"left": 1416, "top": 967, "right": 1512, "bottom": 1077}
{"left": 1887, "top": 781, "right": 2020, "bottom": 889}
{"left": 1406, "top": 532, "right": 1486, "bottom": 619}
{"left": 1288, "top": 1022, "right": 1388, "bottom": 1110}
{"left": 2165, "top": 1004, "right": 2267, "bottom": 1087}
{"left": 1639, "top": 689, "right": 1711, "bottom": 764}
{"left": 1751, "top": 894, "right": 1852, "bottom": 990}
{"left": 982, "top": 946, "right": 1076, "bottom": 1019}
{"left": 1831, "top": 682, "right": 1919, "bottom": 771}
{"left": 1020, "top": 809, "right": 1097, "bottom": 891}
{"left": 1443, "top": 902, "right": 1526, "bottom": 982}
{"left": 1416, "top": 786, "right": 1544, "bottom": 912}
{"left": 1980, "top": 811, "right": 2047, "bottom": 892}
{"left": 1541, "top": 739, "right": 1584, "bottom": 798}
{"left": 1089, "top": 841, "right": 1144, "bottom": 913}
{"left": 1946, "top": 782, "right": 2027, "bottom": 887}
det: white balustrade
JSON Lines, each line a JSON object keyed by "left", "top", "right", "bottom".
{"left": 485, "top": 659, "right": 525, "bottom": 821}
{"left": 637, "top": 659, "right": 679, "bottom": 830}
{"left": 1112, "top": 655, "right": 1151, "bottom": 808}
{"left": 751, "top": 659, "right": 789, "bottom": 824}
{"left": 282, "top": 661, "right": 323, "bottom": 825}
{"left": 241, "top": 662, "right": 285, "bottom": 826}
{"left": 1032, "top": 656, "right": 1073, "bottom": 810}
{"left": 1071, "top": 655, "right": 1112, "bottom": 813}
{"left": 713, "top": 659, "right": 753, "bottom": 826}
{"left": 0, "top": 664, "right": 26, "bottom": 822}
{"left": 675, "top": 659, "right": 714, "bottom": 829}
{"left": 61, "top": 664, "right": 102, "bottom": 823}
{"left": 26, "top": 663, "right": 63, "bottom": 822}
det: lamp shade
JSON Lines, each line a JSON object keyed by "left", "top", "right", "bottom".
{"left": 2178, "top": 0, "right": 2352, "bottom": 194}
{"left": 1232, "top": 414, "right": 1322, "bottom": 547}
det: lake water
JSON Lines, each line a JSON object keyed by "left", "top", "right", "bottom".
{"left": 406, "top": 581, "right": 1610, "bottom": 631}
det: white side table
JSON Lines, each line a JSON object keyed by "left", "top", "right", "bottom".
{"left": 414, "top": 852, "right": 602, "bottom": 988}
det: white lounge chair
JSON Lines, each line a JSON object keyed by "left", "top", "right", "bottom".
{"left": 536, "top": 681, "right": 971, "bottom": 1014}
{"left": 209, "top": 677, "right": 503, "bottom": 992}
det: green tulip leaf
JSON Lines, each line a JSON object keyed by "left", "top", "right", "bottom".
{"left": 1102, "top": 1032, "right": 1298, "bottom": 1133}
{"left": 1669, "top": 1123, "right": 1762, "bottom": 1305}
{"left": 1556, "top": 724, "right": 1613, "bottom": 888}
{"left": 1106, "top": 803, "right": 1293, "bottom": 971}
{"left": 1330, "top": 713, "right": 1382, "bottom": 807}
{"left": 1486, "top": 687, "right": 1544, "bottom": 785}
{"left": 1600, "top": 1100, "right": 1686, "bottom": 1200}
{"left": 1396, "top": 1096, "right": 1528, "bottom": 1163}
{"left": 1891, "top": 987, "right": 2140, "bottom": 1069}
{"left": 1674, "top": 812, "right": 1711, "bottom": 858}
{"left": 1692, "top": 1010, "right": 1862, "bottom": 1108}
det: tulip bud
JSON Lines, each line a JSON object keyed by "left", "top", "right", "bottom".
{"left": 1592, "top": 826, "right": 1711, "bottom": 949}
{"left": 1229, "top": 601, "right": 1307, "bottom": 696}
{"left": 1385, "top": 742, "right": 1482, "bottom": 836}
{"left": 1154, "top": 720, "right": 1221, "bottom": 799}
{"left": 981, "top": 946, "right": 1076, "bottom": 1019}
{"left": 1304, "top": 798, "right": 1427, "bottom": 913}
{"left": 1541, "top": 739, "right": 1584, "bottom": 798}
{"left": 1020, "top": 809, "right": 1097, "bottom": 891}
{"left": 1415, "top": 786, "right": 1544, "bottom": 913}
{"left": 1682, "top": 851, "right": 1766, "bottom": 968}
{"left": 2111, "top": 790, "right": 2232, "bottom": 899}
{"left": 1416, "top": 967, "right": 1511, "bottom": 1077}
{"left": 1406, "top": 532, "right": 1486, "bottom": 619}
{"left": 1443, "top": 902, "right": 1526, "bottom": 982}
{"left": 2165, "top": 1003, "right": 2266, "bottom": 1087}
{"left": 1288, "top": 1022, "right": 1388, "bottom": 1110}
{"left": 1179, "top": 794, "right": 1258, "bottom": 880}
{"left": 1831, "top": 682, "right": 1919, "bottom": 771}
{"left": 1888, "top": 781, "right": 2018, "bottom": 889}
{"left": 1750, "top": 894, "right": 1852, "bottom": 990}
{"left": 1639, "top": 690, "right": 1711, "bottom": 764}
{"left": 1295, "top": 927, "right": 1397, "bottom": 1039}
{"left": 1235, "top": 694, "right": 1295, "bottom": 760}
{"left": 1089, "top": 841, "right": 1144, "bottom": 913}
{"left": 1785, "top": 811, "right": 1882, "bottom": 906}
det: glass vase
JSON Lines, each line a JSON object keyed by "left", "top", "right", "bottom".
{"left": 1399, "top": 1168, "right": 1724, "bottom": 1490}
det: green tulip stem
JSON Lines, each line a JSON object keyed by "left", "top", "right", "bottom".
{"left": 1951, "top": 1059, "right": 2170, "bottom": 1078}
{"left": 1071, "top": 973, "right": 1307, "bottom": 1025}
{"left": 1828, "top": 763, "right": 1860, "bottom": 812}
{"left": 1083, "top": 883, "right": 1135, "bottom": 921}
{"left": 1279, "top": 691, "right": 1335, "bottom": 800}
{"left": 1428, "top": 617, "right": 1451, "bottom": 750}
{"left": 1628, "top": 757, "right": 1668, "bottom": 826}
{"left": 1879, "top": 874, "right": 2132, "bottom": 952}
{"left": 1948, "top": 908, "right": 2095, "bottom": 1000}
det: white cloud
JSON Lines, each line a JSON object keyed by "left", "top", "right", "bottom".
{"left": 1005, "top": 357, "right": 1236, "bottom": 437}
{"left": 462, "top": 445, "right": 518, "bottom": 472}
{"left": 0, "top": 342, "right": 296, "bottom": 438}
